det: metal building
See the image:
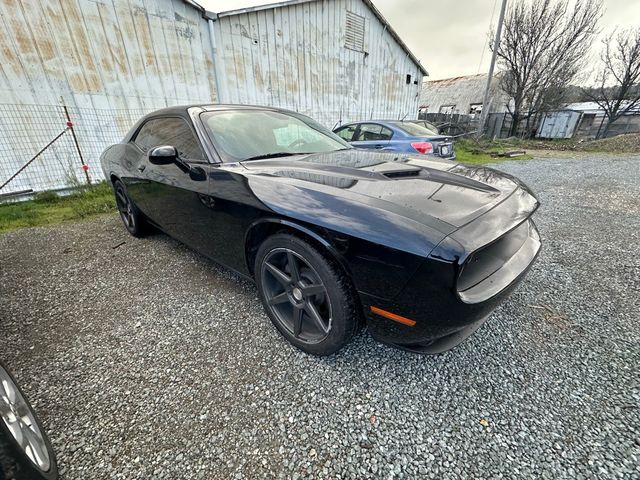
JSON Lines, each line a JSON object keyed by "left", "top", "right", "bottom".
{"left": 0, "top": 0, "right": 427, "bottom": 197}
{"left": 211, "top": 0, "right": 428, "bottom": 126}
{"left": 419, "top": 73, "right": 510, "bottom": 117}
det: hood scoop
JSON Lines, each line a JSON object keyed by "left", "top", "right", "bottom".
{"left": 381, "top": 166, "right": 500, "bottom": 193}
{"left": 242, "top": 154, "right": 501, "bottom": 194}
{"left": 383, "top": 169, "right": 422, "bottom": 179}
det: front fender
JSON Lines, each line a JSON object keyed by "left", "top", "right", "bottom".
{"left": 245, "top": 178, "right": 445, "bottom": 299}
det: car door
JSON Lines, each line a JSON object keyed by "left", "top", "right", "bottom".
{"left": 349, "top": 123, "right": 393, "bottom": 150}
{"left": 124, "top": 116, "right": 214, "bottom": 243}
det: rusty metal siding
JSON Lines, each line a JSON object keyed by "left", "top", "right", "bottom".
{"left": 0, "top": 0, "right": 218, "bottom": 194}
{"left": 213, "top": 0, "right": 424, "bottom": 127}
{"left": 0, "top": 0, "right": 217, "bottom": 109}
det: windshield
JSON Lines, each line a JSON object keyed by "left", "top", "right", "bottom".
{"left": 391, "top": 121, "right": 440, "bottom": 136}
{"left": 201, "top": 110, "right": 351, "bottom": 162}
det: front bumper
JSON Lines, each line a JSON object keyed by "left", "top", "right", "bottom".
{"left": 361, "top": 218, "right": 541, "bottom": 354}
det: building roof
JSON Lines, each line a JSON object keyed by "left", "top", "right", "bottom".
{"left": 425, "top": 73, "right": 487, "bottom": 86}
{"left": 188, "top": 0, "right": 427, "bottom": 76}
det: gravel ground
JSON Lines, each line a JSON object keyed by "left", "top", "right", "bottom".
{"left": 1, "top": 154, "right": 638, "bottom": 479}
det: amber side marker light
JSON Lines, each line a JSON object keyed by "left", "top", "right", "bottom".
{"left": 370, "top": 306, "right": 417, "bottom": 327}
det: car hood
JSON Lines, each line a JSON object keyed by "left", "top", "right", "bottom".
{"left": 240, "top": 149, "right": 528, "bottom": 230}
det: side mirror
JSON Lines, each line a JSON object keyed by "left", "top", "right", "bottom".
{"left": 148, "top": 145, "right": 177, "bottom": 165}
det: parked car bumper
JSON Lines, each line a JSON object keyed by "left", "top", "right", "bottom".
{"left": 360, "top": 217, "right": 541, "bottom": 354}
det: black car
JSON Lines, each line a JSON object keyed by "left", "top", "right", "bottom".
{"left": 100, "top": 105, "right": 541, "bottom": 356}
{"left": 0, "top": 362, "right": 57, "bottom": 480}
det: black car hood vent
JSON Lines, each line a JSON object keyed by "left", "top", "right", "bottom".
{"left": 382, "top": 168, "right": 421, "bottom": 179}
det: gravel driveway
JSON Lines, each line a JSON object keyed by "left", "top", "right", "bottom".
{"left": 1, "top": 154, "right": 638, "bottom": 479}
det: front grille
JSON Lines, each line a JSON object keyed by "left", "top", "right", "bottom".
{"left": 457, "top": 220, "right": 533, "bottom": 293}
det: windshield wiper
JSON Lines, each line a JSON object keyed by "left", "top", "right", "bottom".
{"left": 243, "top": 152, "right": 309, "bottom": 161}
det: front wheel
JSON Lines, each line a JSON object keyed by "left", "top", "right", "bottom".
{"left": 255, "top": 233, "right": 361, "bottom": 356}
{"left": 0, "top": 363, "right": 58, "bottom": 480}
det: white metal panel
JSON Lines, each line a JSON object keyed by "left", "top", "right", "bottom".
{"left": 213, "top": 0, "right": 424, "bottom": 127}
{"left": 537, "top": 111, "right": 582, "bottom": 139}
{"left": 0, "top": 0, "right": 218, "bottom": 194}
{"left": 0, "top": 0, "right": 217, "bottom": 108}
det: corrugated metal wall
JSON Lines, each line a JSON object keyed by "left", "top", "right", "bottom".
{"left": 213, "top": 0, "right": 424, "bottom": 127}
{"left": 0, "top": 0, "right": 218, "bottom": 194}
{"left": 0, "top": 0, "right": 217, "bottom": 110}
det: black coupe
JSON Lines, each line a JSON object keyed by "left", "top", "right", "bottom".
{"left": 100, "top": 105, "right": 541, "bottom": 356}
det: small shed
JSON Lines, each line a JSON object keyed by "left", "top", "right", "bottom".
{"left": 537, "top": 102, "right": 640, "bottom": 139}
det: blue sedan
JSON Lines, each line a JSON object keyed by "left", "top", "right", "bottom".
{"left": 333, "top": 120, "right": 455, "bottom": 159}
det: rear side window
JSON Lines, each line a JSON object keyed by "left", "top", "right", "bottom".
{"left": 334, "top": 125, "right": 358, "bottom": 141}
{"left": 354, "top": 124, "right": 393, "bottom": 141}
{"left": 133, "top": 117, "right": 205, "bottom": 160}
{"left": 393, "top": 121, "right": 438, "bottom": 137}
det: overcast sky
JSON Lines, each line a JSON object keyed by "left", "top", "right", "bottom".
{"left": 200, "top": 0, "right": 640, "bottom": 81}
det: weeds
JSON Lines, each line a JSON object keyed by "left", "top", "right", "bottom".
{"left": 0, "top": 182, "right": 116, "bottom": 233}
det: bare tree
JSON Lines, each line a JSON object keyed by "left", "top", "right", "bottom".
{"left": 492, "top": 0, "right": 602, "bottom": 136}
{"left": 583, "top": 28, "right": 640, "bottom": 138}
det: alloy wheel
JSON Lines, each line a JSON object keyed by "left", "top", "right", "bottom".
{"left": 260, "top": 248, "right": 332, "bottom": 344}
{"left": 0, "top": 366, "right": 51, "bottom": 472}
{"left": 115, "top": 185, "right": 135, "bottom": 230}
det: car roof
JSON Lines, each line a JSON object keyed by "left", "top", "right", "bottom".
{"left": 124, "top": 104, "right": 304, "bottom": 142}
{"left": 140, "top": 104, "right": 297, "bottom": 118}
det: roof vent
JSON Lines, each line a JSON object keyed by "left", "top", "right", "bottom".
{"left": 345, "top": 11, "right": 365, "bottom": 52}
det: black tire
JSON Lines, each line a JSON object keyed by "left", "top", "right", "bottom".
{"left": 0, "top": 363, "right": 58, "bottom": 480}
{"left": 113, "top": 179, "right": 148, "bottom": 237}
{"left": 255, "top": 233, "right": 361, "bottom": 356}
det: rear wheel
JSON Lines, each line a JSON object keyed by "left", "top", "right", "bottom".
{"left": 255, "top": 233, "right": 360, "bottom": 356}
{"left": 0, "top": 363, "right": 58, "bottom": 480}
{"left": 113, "top": 180, "right": 147, "bottom": 237}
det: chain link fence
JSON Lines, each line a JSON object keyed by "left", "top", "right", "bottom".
{"left": 0, "top": 103, "right": 419, "bottom": 202}
{"left": 0, "top": 104, "right": 152, "bottom": 202}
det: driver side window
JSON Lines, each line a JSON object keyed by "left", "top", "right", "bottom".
{"left": 133, "top": 117, "right": 205, "bottom": 161}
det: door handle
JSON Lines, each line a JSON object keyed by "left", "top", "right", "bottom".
{"left": 137, "top": 164, "right": 146, "bottom": 172}
{"left": 374, "top": 145, "right": 384, "bottom": 149}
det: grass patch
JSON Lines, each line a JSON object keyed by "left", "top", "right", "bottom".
{"left": 0, "top": 182, "right": 116, "bottom": 234}
{"left": 462, "top": 133, "right": 640, "bottom": 155}
{"left": 454, "top": 138, "right": 533, "bottom": 165}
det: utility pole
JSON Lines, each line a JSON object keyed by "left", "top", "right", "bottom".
{"left": 478, "top": 0, "right": 508, "bottom": 138}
